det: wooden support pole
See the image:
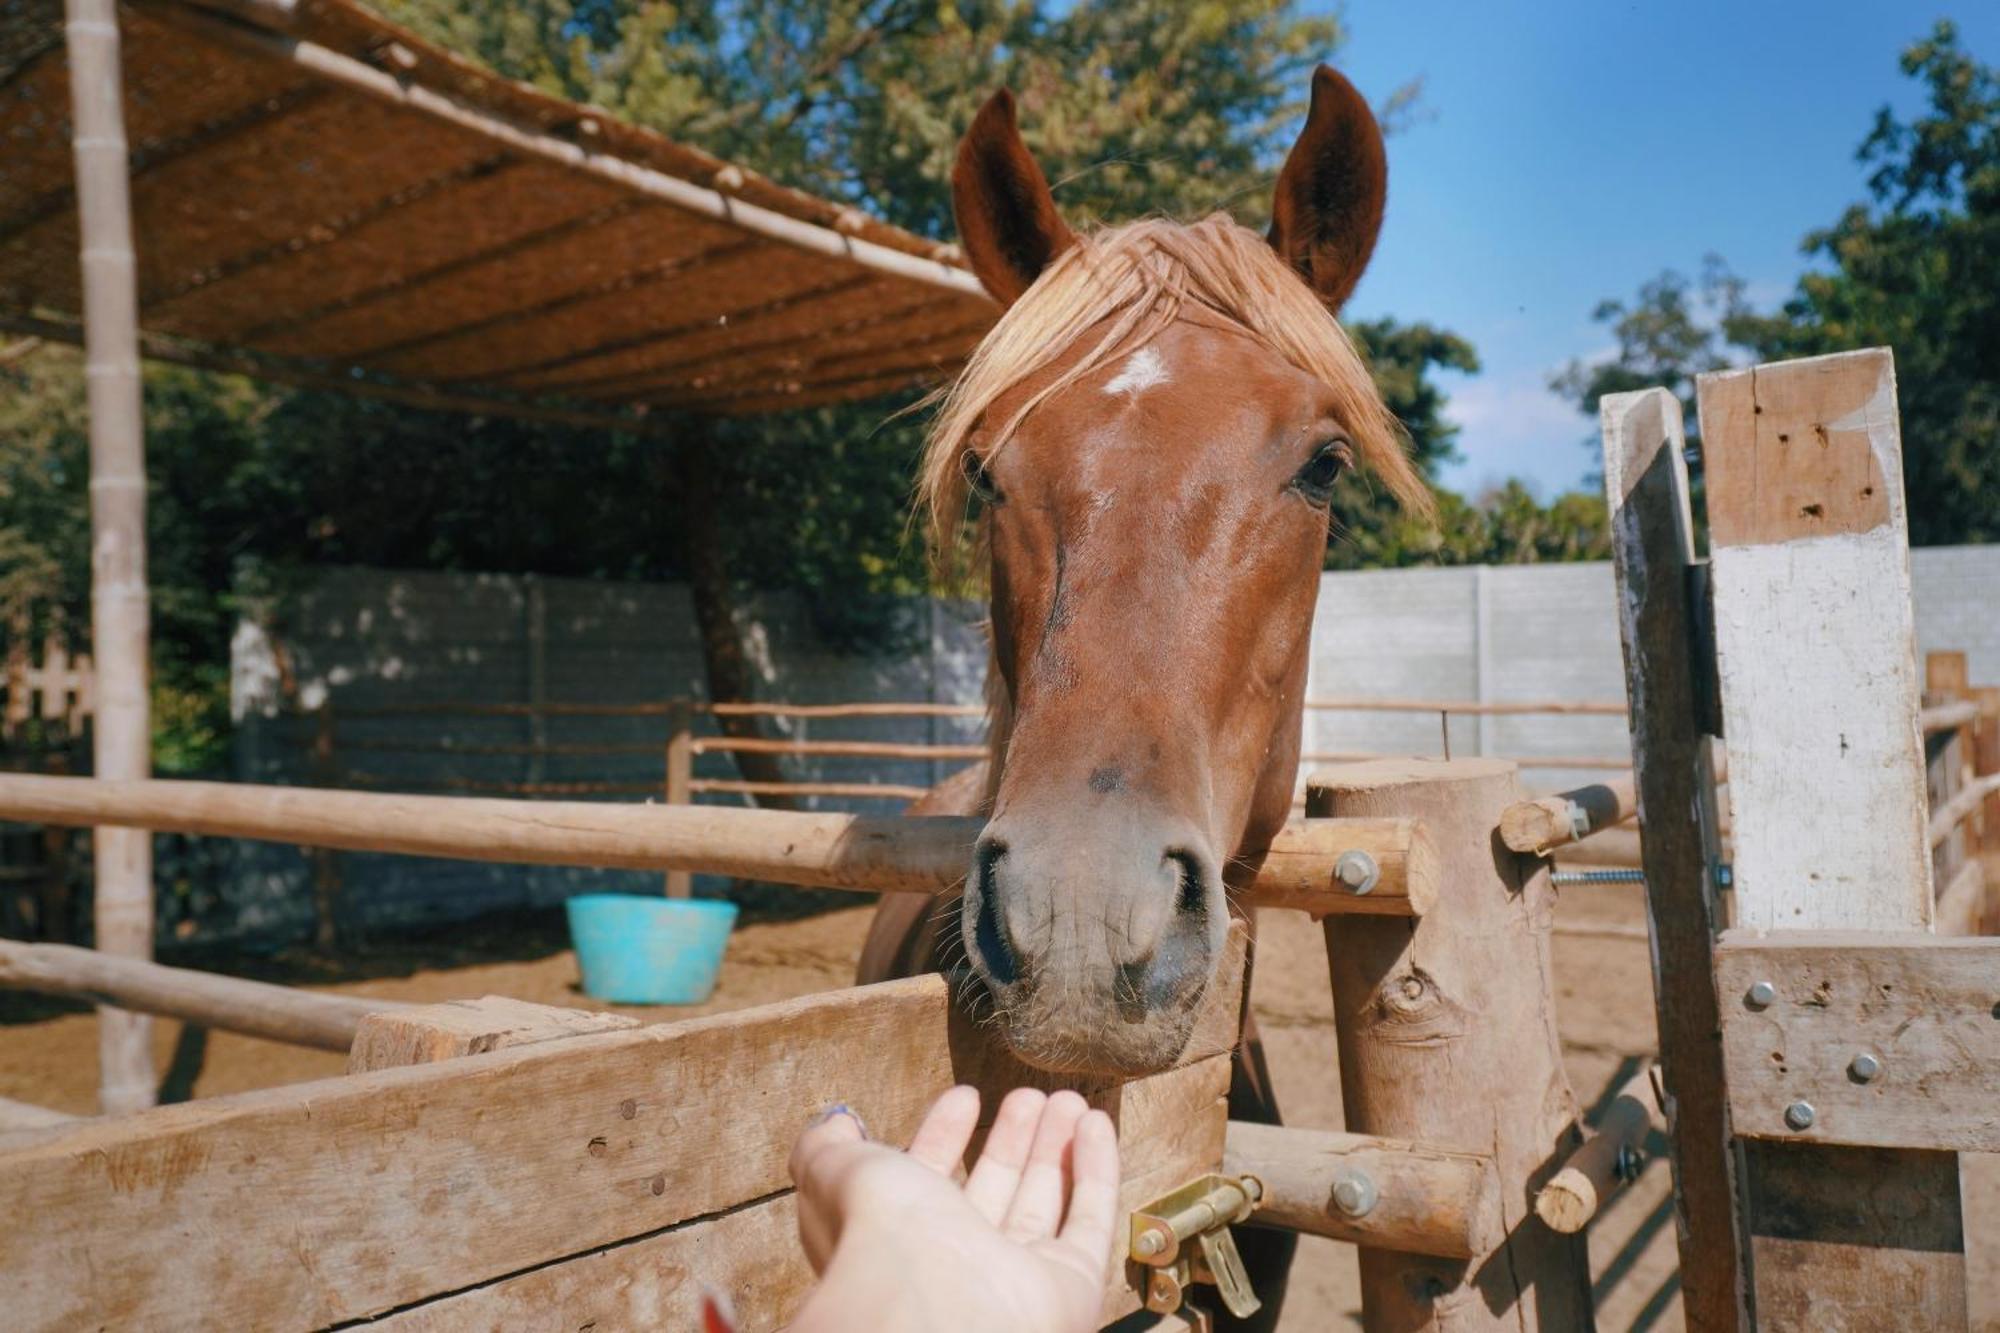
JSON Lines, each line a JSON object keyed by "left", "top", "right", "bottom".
{"left": 0, "top": 773, "right": 1435, "bottom": 915}
{"left": 309, "top": 700, "right": 342, "bottom": 946}
{"left": 1222, "top": 1120, "right": 1503, "bottom": 1259}
{"left": 1311, "top": 758, "right": 1590, "bottom": 1329}
{"left": 1534, "top": 1066, "right": 1663, "bottom": 1234}
{"left": 662, "top": 699, "right": 693, "bottom": 898}
{"left": 1601, "top": 385, "right": 1750, "bottom": 1330}
{"left": 63, "top": 0, "right": 155, "bottom": 1116}
{"left": 0, "top": 937, "right": 407, "bottom": 1050}
{"left": 1700, "top": 348, "right": 1965, "bottom": 1328}
{"left": 1499, "top": 774, "right": 1636, "bottom": 854}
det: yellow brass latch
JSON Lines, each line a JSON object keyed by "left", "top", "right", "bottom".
{"left": 1129, "top": 1172, "right": 1265, "bottom": 1320}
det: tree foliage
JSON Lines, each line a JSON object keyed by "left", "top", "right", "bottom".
{"left": 1554, "top": 22, "right": 1998, "bottom": 546}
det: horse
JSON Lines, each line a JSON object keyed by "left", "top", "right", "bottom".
{"left": 857, "top": 65, "right": 1430, "bottom": 1328}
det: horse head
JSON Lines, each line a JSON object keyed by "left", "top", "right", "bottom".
{"left": 926, "top": 68, "right": 1429, "bottom": 1075}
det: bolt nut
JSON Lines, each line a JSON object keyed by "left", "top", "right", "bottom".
{"left": 1784, "top": 1100, "right": 1817, "bottom": 1131}
{"left": 1330, "top": 1168, "right": 1378, "bottom": 1218}
{"left": 1334, "top": 850, "right": 1380, "bottom": 895}
{"left": 1745, "top": 980, "right": 1777, "bottom": 1009}
{"left": 1849, "top": 1052, "right": 1882, "bottom": 1083}
{"left": 1614, "top": 1143, "right": 1645, "bottom": 1183}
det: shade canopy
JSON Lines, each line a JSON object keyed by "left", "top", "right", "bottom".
{"left": 0, "top": 0, "right": 997, "bottom": 426}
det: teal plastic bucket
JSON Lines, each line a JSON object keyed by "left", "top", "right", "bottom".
{"left": 566, "top": 894, "right": 739, "bottom": 1005}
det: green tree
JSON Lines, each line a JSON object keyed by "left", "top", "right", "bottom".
{"left": 1728, "top": 21, "right": 1998, "bottom": 546}
{"left": 1555, "top": 22, "right": 1997, "bottom": 545}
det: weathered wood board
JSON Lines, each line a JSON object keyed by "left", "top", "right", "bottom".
{"left": 1600, "top": 385, "right": 1749, "bottom": 1330}
{"left": 1715, "top": 933, "right": 2000, "bottom": 1152}
{"left": 1697, "top": 347, "right": 1965, "bottom": 1328}
{"left": 0, "top": 961, "right": 1242, "bottom": 1331}
{"left": 347, "top": 993, "right": 639, "bottom": 1072}
{"left": 1701, "top": 349, "right": 1933, "bottom": 934}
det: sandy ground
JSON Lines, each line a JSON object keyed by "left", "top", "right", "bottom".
{"left": 3, "top": 883, "right": 1992, "bottom": 1331}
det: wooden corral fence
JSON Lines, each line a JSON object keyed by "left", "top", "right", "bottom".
{"left": 3, "top": 347, "right": 1992, "bottom": 1330}
{"left": 0, "top": 756, "right": 1606, "bottom": 1330}
{"left": 289, "top": 691, "right": 1639, "bottom": 922}
{"left": 1596, "top": 346, "right": 2000, "bottom": 1329}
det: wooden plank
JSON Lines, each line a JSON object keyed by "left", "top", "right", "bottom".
{"left": 0, "top": 951, "right": 1245, "bottom": 1330}
{"left": 347, "top": 995, "right": 639, "bottom": 1072}
{"left": 1223, "top": 1120, "right": 1502, "bottom": 1258}
{"left": 1701, "top": 350, "right": 1932, "bottom": 933}
{"left": 1697, "top": 348, "right": 1964, "bottom": 1328}
{"left": 1600, "top": 385, "right": 1749, "bottom": 1330}
{"left": 367, "top": 1054, "right": 1233, "bottom": 1333}
{"left": 0, "top": 773, "right": 1431, "bottom": 915}
{"left": 1740, "top": 1141, "right": 1965, "bottom": 1328}
{"left": 1715, "top": 934, "right": 2000, "bottom": 1151}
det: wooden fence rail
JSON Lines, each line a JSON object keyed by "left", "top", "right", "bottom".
{"left": 0, "top": 773, "right": 1438, "bottom": 916}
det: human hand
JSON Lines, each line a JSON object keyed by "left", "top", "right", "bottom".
{"left": 786, "top": 1085, "right": 1121, "bottom": 1333}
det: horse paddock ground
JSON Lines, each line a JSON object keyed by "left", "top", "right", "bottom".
{"left": 6, "top": 884, "right": 1995, "bottom": 1331}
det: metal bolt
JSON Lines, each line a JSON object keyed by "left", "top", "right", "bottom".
{"left": 1745, "top": 980, "right": 1777, "bottom": 1009}
{"left": 1614, "top": 1143, "right": 1645, "bottom": 1183}
{"left": 1134, "top": 1227, "right": 1167, "bottom": 1260}
{"left": 1849, "top": 1052, "right": 1882, "bottom": 1083}
{"left": 1784, "top": 1100, "right": 1817, "bottom": 1131}
{"left": 1330, "top": 1168, "right": 1378, "bottom": 1218}
{"left": 1334, "top": 850, "right": 1380, "bottom": 896}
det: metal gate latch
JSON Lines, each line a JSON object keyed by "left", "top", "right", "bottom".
{"left": 1129, "top": 1172, "right": 1265, "bottom": 1319}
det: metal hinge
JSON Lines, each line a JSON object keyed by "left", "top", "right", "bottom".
{"left": 1129, "top": 1172, "right": 1265, "bottom": 1321}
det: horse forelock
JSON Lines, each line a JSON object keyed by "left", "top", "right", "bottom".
{"left": 916, "top": 213, "right": 1432, "bottom": 571}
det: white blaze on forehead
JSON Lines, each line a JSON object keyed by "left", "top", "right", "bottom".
{"left": 1101, "top": 345, "right": 1170, "bottom": 397}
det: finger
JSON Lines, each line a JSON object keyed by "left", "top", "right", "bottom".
{"left": 963, "top": 1087, "right": 1048, "bottom": 1223}
{"left": 907, "top": 1085, "right": 980, "bottom": 1177}
{"left": 1002, "top": 1089, "right": 1089, "bottom": 1242}
{"left": 789, "top": 1104, "right": 867, "bottom": 1188}
{"left": 789, "top": 1106, "right": 868, "bottom": 1274}
{"left": 1056, "top": 1109, "right": 1122, "bottom": 1264}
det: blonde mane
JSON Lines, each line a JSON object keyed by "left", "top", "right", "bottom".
{"left": 918, "top": 213, "right": 1432, "bottom": 563}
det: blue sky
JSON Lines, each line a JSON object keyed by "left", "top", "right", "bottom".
{"left": 1316, "top": 3, "right": 1999, "bottom": 497}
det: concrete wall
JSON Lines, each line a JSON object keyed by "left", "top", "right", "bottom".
{"left": 226, "top": 547, "right": 1999, "bottom": 939}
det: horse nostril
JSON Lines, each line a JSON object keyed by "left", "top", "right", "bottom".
{"left": 970, "top": 838, "right": 1018, "bottom": 986}
{"left": 1166, "top": 848, "right": 1208, "bottom": 920}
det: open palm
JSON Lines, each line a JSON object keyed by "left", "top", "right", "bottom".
{"left": 787, "top": 1086, "right": 1121, "bottom": 1333}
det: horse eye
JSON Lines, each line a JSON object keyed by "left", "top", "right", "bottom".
{"left": 1293, "top": 441, "right": 1350, "bottom": 499}
{"left": 962, "top": 449, "right": 1001, "bottom": 504}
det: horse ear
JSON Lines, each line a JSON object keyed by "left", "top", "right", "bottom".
{"left": 952, "top": 89, "right": 1075, "bottom": 307}
{"left": 1269, "top": 65, "right": 1387, "bottom": 312}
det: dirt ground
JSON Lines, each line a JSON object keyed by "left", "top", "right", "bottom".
{"left": 3, "top": 882, "right": 1992, "bottom": 1331}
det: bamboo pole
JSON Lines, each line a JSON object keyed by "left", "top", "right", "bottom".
{"left": 0, "top": 938, "right": 407, "bottom": 1051}
{"left": 64, "top": 0, "right": 155, "bottom": 1116}
{"left": 0, "top": 773, "right": 1435, "bottom": 915}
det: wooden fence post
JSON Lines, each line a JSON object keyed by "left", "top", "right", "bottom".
{"left": 64, "top": 0, "right": 156, "bottom": 1116}
{"left": 1600, "top": 387, "right": 1750, "bottom": 1331}
{"left": 663, "top": 699, "right": 693, "bottom": 898}
{"left": 310, "top": 700, "right": 343, "bottom": 947}
{"left": 1699, "top": 348, "right": 1966, "bottom": 1327}
{"left": 1311, "top": 757, "right": 1591, "bottom": 1331}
